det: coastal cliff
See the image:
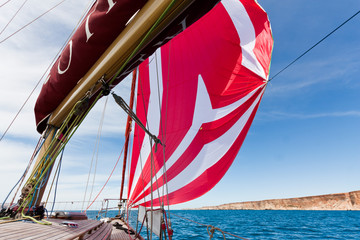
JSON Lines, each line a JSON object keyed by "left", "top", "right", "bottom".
{"left": 200, "top": 190, "right": 360, "bottom": 210}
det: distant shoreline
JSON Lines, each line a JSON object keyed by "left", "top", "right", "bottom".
{"left": 192, "top": 190, "right": 360, "bottom": 211}
{"left": 187, "top": 208, "right": 359, "bottom": 211}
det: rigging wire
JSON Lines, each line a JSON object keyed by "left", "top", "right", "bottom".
{"left": 1, "top": 136, "right": 44, "bottom": 209}
{"left": 44, "top": 146, "right": 64, "bottom": 215}
{"left": 269, "top": 9, "right": 360, "bottom": 82}
{"left": 82, "top": 96, "right": 108, "bottom": 211}
{"left": 84, "top": 143, "right": 125, "bottom": 212}
{"left": 8, "top": 86, "right": 104, "bottom": 226}
{"left": 128, "top": 68, "right": 154, "bottom": 239}
{"left": 0, "top": 0, "right": 12, "bottom": 8}
{"left": 17, "top": 93, "right": 101, "bottom": 218}
{"left": 153, "top": 50, "right": 164, "bottom": 206}
{"left": 0, "top": 74, "right": 43, "bottom": 143}
{"left": 0, "top": 0, "right": 68, "bottom": 44}
{"left": 88, "top": 96, "right": 108, "bottom": 206}
{"left": 0, "top": 0, "right": 92, "bottom": 143}
{"left": 0, "top": 0, "right": 29, "bottom": 36}
{"left": 147, "top": 50, "right": 171, "bottom": 215}
{"left": 27, "top": 131, "right": 58, "bottom": 212}
{"left": 112, "top": 93, "right": 163, "bottom": 147}
{"left": 161, "top": 40, "right": 172, "bottom": 219}
{"left": 50, "top": 148, "right": 63, "bottom": 216}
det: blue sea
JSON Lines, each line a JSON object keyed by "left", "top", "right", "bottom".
{"left": 87, "top": 210, "right": 360, "bottom": 239}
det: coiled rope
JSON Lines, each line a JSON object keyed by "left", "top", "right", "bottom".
{"left": 171, "top": 213, "right": 248, "bottom": 240}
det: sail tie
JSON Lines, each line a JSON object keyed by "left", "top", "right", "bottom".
{"left": 111, "top": 92, "right": 163, "bottom": 150}
{"left": 99, "top": 76, "right": 111, "bottom": 96}
{"left": 207, "top": 225, "right": 226, "bottom": 240}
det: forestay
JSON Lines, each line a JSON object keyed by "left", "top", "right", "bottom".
{"left": 127, "top": 0, "right": 273, "bottom": 207}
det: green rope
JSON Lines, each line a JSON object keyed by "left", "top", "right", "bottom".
{"left": 15, "top": 0, "right": 179, "bottom": 222}
{"left": 21, "top": 214, "right": 52, "bottom": 225}
{"left": 18, "top": 98, "right": 90, "bottom": 216}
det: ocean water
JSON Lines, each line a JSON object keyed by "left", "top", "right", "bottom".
{"left": 88, "top": 210, "right": 360, "bottom": 239}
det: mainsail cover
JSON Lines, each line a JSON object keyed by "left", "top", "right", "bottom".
{"left": 34, "top": 0, "right": 148, "bottom": 133}
{"left": 127, "top": 0, "right": 273, "bottom": 207}
{"left": 34, "top": 0, "right": 220, "bottom": 134}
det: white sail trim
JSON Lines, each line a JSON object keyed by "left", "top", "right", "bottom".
{"left": 134, "top": 74, "right": 265, "bottom": 204}
{"left": 222, "top": 0, "right": 267, "bottom": 80}
{"left": 130, "top": 48, "right": 163, "bottom": 199}
{"left": 57, "top": 41, "right": 73, "bottom": 74}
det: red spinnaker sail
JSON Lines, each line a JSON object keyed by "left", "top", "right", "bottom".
{"left": 127, "top": 0, "right": 273, "bottom": 207}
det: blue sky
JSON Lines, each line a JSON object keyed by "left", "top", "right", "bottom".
{"left": 0, "top": 0, "right": 359, "bottom": 210}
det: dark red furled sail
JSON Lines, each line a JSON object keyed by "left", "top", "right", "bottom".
{"left": 34, "top": 0, "right": 220, "bottom": 134}
{"left": 35, "top": 0, "right": 148, "bottom": 133}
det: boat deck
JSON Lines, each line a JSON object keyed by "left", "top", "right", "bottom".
{"left": 110, "top": 218, "right": 141, "bottom": 240}
{"left": 0, "top": 218, "right": 140, "bottom": 240}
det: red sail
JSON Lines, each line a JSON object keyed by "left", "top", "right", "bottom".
{"left": 127, "top": 0, "right": 273, "bottom": 207}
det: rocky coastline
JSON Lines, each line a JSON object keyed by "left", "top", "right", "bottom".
{"left": 198, "top": 190, "right": 360, "bottom": 210}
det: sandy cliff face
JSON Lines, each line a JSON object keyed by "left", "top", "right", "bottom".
{"left": 200, "top": 190, "right": 360, "bottom": 210}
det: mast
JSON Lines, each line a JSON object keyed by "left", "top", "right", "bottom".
{"left": 18, "top": 0, "right": 201, "bottom": 211}
{"left": 18, "top": 127, "right": 58, "bottom": 208}
{"left": 120, "top": 70, "right": 137, "bottom": 202}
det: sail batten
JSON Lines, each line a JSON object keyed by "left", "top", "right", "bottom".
{"left": 128, "top": 0, "right": 273, "bottom": 207}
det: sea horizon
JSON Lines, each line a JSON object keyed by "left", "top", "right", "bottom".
{"left": 87, "top": 209, "right": 360, "bottom": 239}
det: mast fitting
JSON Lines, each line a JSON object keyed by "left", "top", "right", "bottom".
{"left": 99, "top": 75, "right": 110, "bottom": 96}
{"left": 112, "top": 92, "right": 164, "bottom": 150}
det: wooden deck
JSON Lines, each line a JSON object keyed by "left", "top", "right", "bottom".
{"left": 0, "top": 218, "right": 142, "bottom": 240}
{"left": 0, "top": 218, "right": 109, "bottom": 240}
{"left": 109, "top": 218, "right": 141, "bottom": 240}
